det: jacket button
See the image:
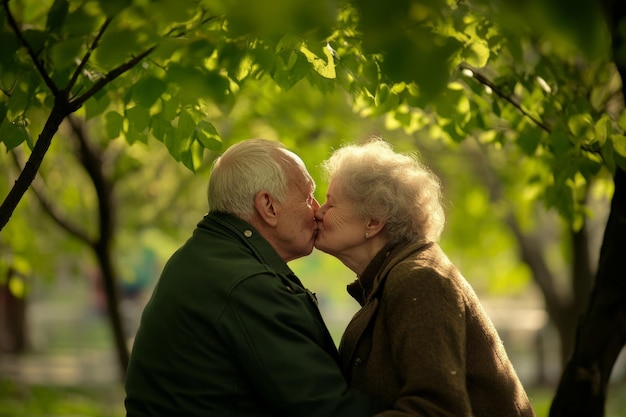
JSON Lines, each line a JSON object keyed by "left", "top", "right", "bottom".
{"left": 354, "top": 357, "right": 362, "bottom": 366}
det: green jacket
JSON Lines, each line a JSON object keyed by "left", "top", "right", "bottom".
{"left": 340, "top": 240, "right": 536, "bottom": 417}
{"left": 125, "top": 212, "right": 378, "bottom": 417}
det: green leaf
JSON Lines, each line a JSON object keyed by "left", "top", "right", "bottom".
{"left": 273, "top": 51, "right": 309, "bottom": 89}
{"left": 181, "top": 140, "right": 204, "bottom": 172}
{"left": 161, "top": 95, "right": 180, "bottom": 121}
{"left": 132, "top": 76, "right": 167, "bottom": 108}
{"left": 567, "top": 114, "right": 594, "bottom": 142}
{"left": 125, "top": 124, "right": 148, "bottom": 144}
{"left": 22, "top": 30, "right": 49, "bottom": 54}
{"left": 611, "top": 134, "right": 626, "bottom": 158}
{"left": 617, "top": 108, "right": 626, "bottom": 132}
{"left": 151, "top": 115, "right": 172, "bottom": 142}
{"left": 7, "top": 86, "right": 31, "bottom": 114}
{"left": 0, "top": 31, "right": 20, "bottom": 67}
{"left": 64, "top": 7, "right": 100, "bottom": 37}
{"left": 195, "top": 120, "right": 222, "bottom": 151}
{"left": 463, "top": 40, "right": 490, "bottom": 68}
{"left": 0, "top": 119, "right": 31, "bottom": 151}
{"left": 176, "top": 110, "right": 196, "bottom": 141}
{"left": 105, "top": 111, "right": 124, "bottom": 140}
{"left": 94, "top": 29, "right": 140, "bottom": 69}
{"left": 299, "top": 44, "right": 336, "bottom": 79}
{"left": 517, "top": 128, "right": 541, "bottom": 155}
{"left": 126, "top": 105, "right": 150, "bottom": 132}
{"left": 46, "top": 0, "right": 69, "bottom": 34}
{"left": 84, "top": 94, "right": 110, "bottom": 120}
{"left": 166, "top": 65, "right": 215, "bottom": 105}
{"left": 601, "top": 139, "right": 616, "bottom": 174}
{"left": 97, "top": 0, "right": 133, "bottom": 17}
{"left": 594, "top": 114, "right": 612, "bottom": 146}
{"left": 50, "top": 37, "right": 84, "bottom": 72}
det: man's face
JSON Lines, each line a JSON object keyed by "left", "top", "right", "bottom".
{"left": 274, "top": 156, "right": 320, "bottom": 262}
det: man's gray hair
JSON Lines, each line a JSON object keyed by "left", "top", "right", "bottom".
{"left": 208, "top": 139, "right": 289, "bottom": 219}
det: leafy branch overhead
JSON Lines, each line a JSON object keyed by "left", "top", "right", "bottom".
{"left": 1, "top": 0, "right": 626, "bottom": 232}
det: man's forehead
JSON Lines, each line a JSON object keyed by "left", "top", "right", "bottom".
{"left": 279, "top": 149, "right": 315, "bottom": 189}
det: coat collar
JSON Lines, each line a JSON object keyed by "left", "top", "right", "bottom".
{"left": 199, "top": 211, "right": 296, "bottom": 279}
{"left": 340, "top": 239, "right": 434, "bottom": 379}
{"left": 346, "top": 240, "right": 434, "bottom": 306}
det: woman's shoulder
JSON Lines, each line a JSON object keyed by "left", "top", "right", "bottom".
{"left": 385, "top": 244, "right": 465, "bottom": 294}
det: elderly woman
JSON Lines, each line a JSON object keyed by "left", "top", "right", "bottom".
{"left": 314, "top": 139, "right": 536, "bottom": 417}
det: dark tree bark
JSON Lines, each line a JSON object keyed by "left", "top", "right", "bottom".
{"left": 549, "top": 168, "right": 626, "bottom": 417}
{"left": 68, "top": 116, "right": 129, "bottom": 379}
{"left": 0, "top": 267, "right": 29, "bottom": 353}
{"left": 549, "top": 1, "right": 626, "bottom": 415}
{"left": 13, "top": 116, "right": 130, "bottom": 379}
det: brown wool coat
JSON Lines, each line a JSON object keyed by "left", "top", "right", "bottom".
{"left": 339, "top": 241, "right": 536, "bottom": 417}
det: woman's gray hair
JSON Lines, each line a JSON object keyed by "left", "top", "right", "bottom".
{"left": 322, "top": 139, "right": 445, "bottom": 243}
{"left": 207, "top": 139, "right": 289, "bottom": 219}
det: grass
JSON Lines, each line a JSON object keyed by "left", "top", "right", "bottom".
{"left": 0, "top": 380, "right": 125, "bottom": 417}
{"left": 1, "top": 379, "right": 624, "bottom": 417}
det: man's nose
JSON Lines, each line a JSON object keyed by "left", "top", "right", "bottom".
{"left": 312, "top": 197, "right": 321, "bottom": 211}
{"left": 314, "top": 204, "right": 325, "bottom": 220}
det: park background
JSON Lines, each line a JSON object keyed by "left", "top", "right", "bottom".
{"left": 1, "top": 0, "right": 626, "bottom": 416}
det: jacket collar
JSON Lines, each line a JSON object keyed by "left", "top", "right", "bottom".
{"left": 347, "top": 240, "right": 434, "bottom": 306}
{"left": 199, "top": 211, "right": 295, "bottom": 278}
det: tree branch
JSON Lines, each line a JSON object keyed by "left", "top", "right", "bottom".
{"left": 66, "top": 17, "right": 114, "bottom": 95}
{"left": 70, "top": 45, "right": 156, "bottom": 108}
{"left": 10, "top": 148, "right": 95, "bottom": 245}
{"left": 459, "top": 62, "right": 552, "bottom": 133}
{"left": 2, "top": 0, "right": 61, "bottom": 96}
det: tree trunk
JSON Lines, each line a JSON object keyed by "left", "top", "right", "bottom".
{"left": 0, "top": 105, "right": 68, "bottom": 231}
{"left": 69, "top": 116, "right": 129, "bottom": 379}
{"left": 94, "top": 241, "right": 129, "bottom": 379}
{"left": 0, "top": 267, "right": 28, "bottom": 353}
{"left": 549, "top": 168, "right": 626, "bottom": 417}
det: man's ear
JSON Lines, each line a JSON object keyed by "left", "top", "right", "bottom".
{"left": 254, "top": 191, "right": 279, "bottom": 227}
{"left": 366, "top": 218, "right": 385, "bottom": 238}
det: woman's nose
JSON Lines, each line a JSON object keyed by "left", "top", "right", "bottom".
{"left": 314, "top": 204, "right": 326, "bottom": 220}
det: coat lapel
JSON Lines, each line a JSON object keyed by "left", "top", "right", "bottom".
{"left": 339, "top": 297, "right": 379, "bottom": 378}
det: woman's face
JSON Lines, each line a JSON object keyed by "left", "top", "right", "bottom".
{"left": 314, "top": 179, "right": 369, "bottom": 258}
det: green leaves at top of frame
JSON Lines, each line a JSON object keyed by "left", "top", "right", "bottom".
{"left": 225, "top": 0, "right": 336, "bottom": 42}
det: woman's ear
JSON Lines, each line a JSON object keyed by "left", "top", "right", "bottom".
{"left": 254, "top": 191, "right": 279, "bottom": 227}
{"left": 366, "top": 218, "right": 385, "bottom": 238}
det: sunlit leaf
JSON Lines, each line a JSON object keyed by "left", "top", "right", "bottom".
{"left": 611, "top": 134, "right": 626, "bottom": 158}
{"left": 195, "top": 120, "right": 222, "bottom": 151}
{"left": 463, "top": 40, "right": 490, "bottom": 68}
{"left": 300, "top": 44, "right": 336, "bottom": 79}
{"left": 181, "top": 139, "right": 204, "bottom": 172}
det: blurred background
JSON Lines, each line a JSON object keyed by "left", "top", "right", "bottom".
{"left": 2, "top": 0, "right": 626, "bottom": 416}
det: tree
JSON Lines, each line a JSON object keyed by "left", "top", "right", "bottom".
{"left": 2, "top": 0, "right": 626, "bottom": 413}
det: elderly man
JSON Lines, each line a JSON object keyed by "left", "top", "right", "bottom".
{"left": 125, "top": 139, "right": 381, "bottom": 417}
